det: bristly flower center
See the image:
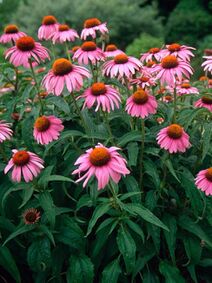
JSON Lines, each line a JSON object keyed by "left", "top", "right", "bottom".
{"left": 84, "top": 18, "right": 101, "bottom": 28}
{"left": 114, "top": 54, "right": 128, "bottom": 64}
{"left": 58, "top": 24, "right": 70, "bottom": 32}
{"left": 201, "top": 96, "right": 212, "bottom": 105}
{"left": 181, "top": 83, "right": 191, "bottom": 88}
{"left": 132, "top": 89, "right": 149, "bottom": 105}
{"left": 13, "top": 150, "right": 30, "bottom": 166}
{"left": 89, "top": 147, "right": 111, "bottom": 166}
{"left": 91, "top": 82, "right": 107, "bottom": 96}
{"left": 16, "top": 36, "right": 35, "bottom": 51}
{"left": 167, "top": 124, "right": 183, "bottom": 139}
{"left": 149, "top": 47, "right": 160, "bottom": 54}
{"left": 205, "top": 168, "right": 212, "bottom": 182}
{"left": 161, "top": 55, "right": 179, "bottom": 69}
{"left": 106, "top": 44, "right": 118, "bottom": 51}
{"left": 4, "top": 24, "right": 19, "bottom": 34}
{"left": 168, "top": 43, "right": 181, "bottom": 52}
{"left": 81, "top": 41, "right": 97, "bottom": 51}
{"left": 52, "top": 58, "right": 73, "bottom": 76}
{"left": 34, "top": 116, "right": 50, "bottom": 132}
{"left": 42, "top": 15, "right": 57, "bottom": 25}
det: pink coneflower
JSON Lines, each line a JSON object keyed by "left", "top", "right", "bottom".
{"left": 4, "top": 149, "right": 44, "bottom": 182}
{"left": 140, "top": 47, "right": 164, "bottom": 63}
{"left": 102, "top": 53, "right": 142, "bottom": 78}
{"left": 142, "top": 60, "right": 158, "bottom": 74}
{"left": 125, "top": 89, "right": 157, "bottom": 118}
{"left": 33, "top": 115, "right": 64, "bottom": 145}
{"left": 176, "top": 82, "right": 199, "bottom": 96}
{"left": 73, "top": 41, "right": 105, "bottom": 65}
{"left": 69, "top": 45, "right": 81, "bottom": 56}
{"left": 0, "top": 24, "right": 26, "bottom": 44}
{"left": 0, "top": 83, "right": 14, "bottom": 94}
{"left": 154, "top": 55, "right": 193, "bottom": 87}
{"left": 202, "top": 56, "right": 212, "bottom": 73}
{"left": 23, "top": 208, "right": 40, "bottom": 224}
{"left": 51, "top": 24, "right": 79, "bottom": 44}
{"left": 104, "top": 44, "right": 124, "bottom": 58}
{"left": 162, "top": 95, "right": 173, "bottom": 103}
{"left": 157, "top": 117, "right": 164, "bottom": 124}
{"left": 38, "top": 15, "right": 58, "bottom": 40}
{"left": 72, "top": 143, "right": 130, "bottom": 190}
{"left": 157, "top": 124, "right": 191, "bottom": 153}
{"left": 0, "top": 120, "right": 13, "bottom": 142}
{"left": 42, "top": 58, "right": 90, "bottom": 96}
{"left": 162, "top": 43, "right": 195, "bottom": 61}
{"left": 81, "top": 18, "right": 108, "bottom": 40}
{"left": 194, "top": 96, "right": 212, "bottom": 112}
{"left": 130, "top": 73, "right": 156, "bottom": 89}
{"left": 5, "top": 36, "right": 50, "bottom": 68}
{"left": 195, "top": 168, "right": 212, "bottom": 196}
{"left": 78, "top": 82, "right": 121, "bottom": 112}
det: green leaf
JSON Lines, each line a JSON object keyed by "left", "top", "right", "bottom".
{"left": 86, "top": 202, "right": 111, "bottom": 236}
{"left": 117, "top": 131, "right": 141, "bottom": 146}
{"left": 123, "top": 176, "right": 141, "bottom": 203}
{"left": 0, "top": 216, "right": 16, "bottom": 232}
{"left": 159, "top": 260, "right": 185, "bottom": 283}
{"left": 116, "top": 225, "right": 136, "bottom": 274}
{"left": 101, "top": 258, "right": 121, "bottom": 283}
{"left": 44, "top": 175, "right": 75, "bottom": 183}
{"left": 163, "top": 214, "right": 177, "bottom": 264}
{"left": 125, "top": 203, "right": 169, "bottom": 231}
{"left": 125, "top": 219, "right": 145, "bottom": 242}
{"left": 46, "top": 95, "right": 70, "bottom": 114}
{"left": 27, "top": 238, "right": 51, "bottom": 272}
{"left": 37, "top": 165, "right": 54, "bottom": 188}
{"left": 19, "top": 186, "right": 34, "bottom": 209}
{"left": 165, "top": 159, "right": 180, "bottom": 182}
{"left": 39, "top": 224, "right": 55, "bottom": 246}
{"left": 144, "top": 159, "right": 160, "bottom": 189}
{"left": 178, "top": 215, "right": 212, "bottom": 248}
{"left": 202, "top": 123, "right": 212, "bottom": 161}
{"left": 0, "top": 246, "right": 21, "bottom": 283}
{"left": 3, "top": 224, "right": 35, "bottom": 246}
{"left": 127, "top": 142, "right": 139, "bottom": 166}
{"left": 67, "top": 254, "right": 94, "bottom": 283}
{"left": 39, "top": 191, "right": 56, "bottom": 228}
{"left": 183, "top": 237, "right": 202, "bottom": 265}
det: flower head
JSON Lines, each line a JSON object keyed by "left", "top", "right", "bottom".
{"left": 130, "top": 72, "right": 156, "bottom": 89}
{"left": 33, "top": 115, "right": 64, "bottom": 145}
{"left": 4, "top": 149, "right": 44, "bottom": 182}
{"left": 102, "top": 53, "right": 142, "bottom": 78}
{"left": 38, "top": 15, "right": 58, "bottom": 40}
{"left": 0, "top": 24, "right": 26, "bottom": 44}
{"left": 23, "top": 208, "right": 40, "bottom": 224}
{"left": 176, "top": 82, "right": 199, "bottom": 96}
{"left": 157, "top": 124, "right": 191, "bottom": 153}
{"left": 0, "top": 120, "right": 13, "bottom": 143}
{"left": 51, "top": 24, "right": 79, "bottom": 44}
{"left": 195, "top": 168, "right": 212, "bottom": 196}
{"left": 73, "top": 41, "right": 105, "bottom": 65}
{"left": 81, "top": 18, "right": 108, "bottom": 40}
{"left": 5, "top": 36, "right": 50, "bottom": 67}
{"left": 154, "top": 55, "right": 193, "bottom": 87}
{"left": 194, "top": 96, "right": 212, "bottom": 112}
{"left": 125, "top": 89, "right": 157, "bottom": 118}
{"left": 78, "top": 82, "right": 121, "bottom": 112}
{"left": 140, "top": 47, "right": 164, "bottom": 62}
{"left": 104, "top": 44, "right": 124, "bottom": 58}
{"left": 162, "top": 43, "right": 195, "bottom": 61}
{"left": 42, "top": 58, "right": 90, "bottom": 96}
{"left": 202, "top": 56, "right": 212, "bottom": 74}
{"left": 72, "top": 143, "right": 130, "bottom": 190}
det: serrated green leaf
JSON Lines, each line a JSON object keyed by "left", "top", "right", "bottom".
{"left": 163, "top": 214, "right": 177, "bottom": 264}
{"left": 67, "top": 254, "right": 94, "bottom": 283}
{"left": 3, "top": 224, "right": 35, "bottom": 246}
{"left": 117, "top": 131, "right": 141, "bottom": 146}
{"left": 117, "top": 225, "right": 136, "bottom": 274}
{"left": 159, "top": 260, "right": 185, "bottom": 283}
{"left": 101, "top": 258, "right": 121, "bottom": 283}
{"left": 0, "top": 246, "right": 21, "bottom": 283}
{"left": 39, "top": 191, "right": 56, "bottom": 228}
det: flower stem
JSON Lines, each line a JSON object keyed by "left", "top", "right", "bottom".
{"left": 29, "top": 59, "right": 44, "bottom": 115}
{"left": 50, "top": 41, "right": 56, "bottom": 60}
{"left": 103, "top": 111, "right": 114, "bottom": 143}
{"left": 65, "top": 42, "right": 71, "bottom": 61}
{"left": 173, "top": 86, "right": 177, "bottom": 123}
{"left": 139, "top": 119, "right": 145, "bottom": 193}
{"left": 0, "top": 143, "right": 7, "bottom": 162}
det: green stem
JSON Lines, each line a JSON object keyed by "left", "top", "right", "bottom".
{"left": 29, "top": 59, "right": 44, "bottom": 115}
{"left": 89, "top": 61, "right": 97, "bottom": 82}
{"left": 139, "top": 119, "right": 145, "bottom": 193}
{"left": 50, "top": 42, "right": 56, "bottom": 60}
{"left": 173, "top": 86, "right": 177, "bottom": 123}
{"left": 0, "top": 144, "right": 7, "bottom": 162}
{"left": 103, "top": 111, "right": 114, "bottom": 143}
{"left": 65, "top": 42, "right": 71, "bottom": 61}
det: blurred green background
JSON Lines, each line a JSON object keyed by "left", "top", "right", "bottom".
{"left": 0, "top": 0, "right": 212, "bottom": 78}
